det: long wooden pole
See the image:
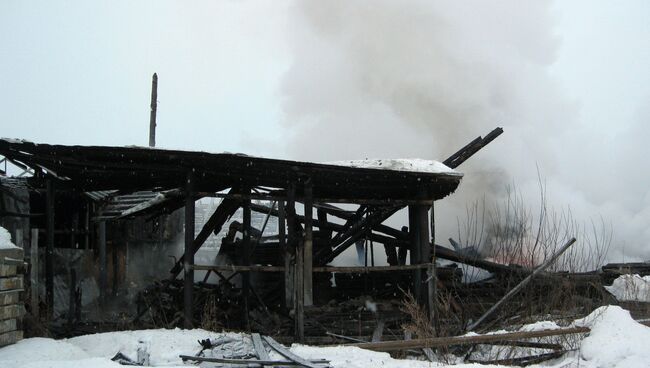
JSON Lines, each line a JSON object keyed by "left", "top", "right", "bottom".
{"left": 149, "top": 73, "right": 158, "bottom": 148}
{"left": 467, "top": 237, "right": 577, "bottom": 331}
{"left": 345, "top": 326, "right": 589, "bottom": 351}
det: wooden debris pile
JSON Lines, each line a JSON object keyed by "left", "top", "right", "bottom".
{"left": 180, "top": 332, "right": 331, "bottom": 367}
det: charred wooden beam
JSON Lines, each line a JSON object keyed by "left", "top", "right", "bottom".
{"left": 303, "top": 179, "right": 313, "bottom": 306}
{"left": 250, "top": 202, "right": 406, "bottom": 248}
{"left": 169, "top": 188, "right": 241, "bottom": 279}
{"left": 443, "top": 127, "right": 504, "bottom": 169}
{"left": 316, "top": 206, "right": 400, "bottom": 265}
{"left": 242, "top": 185, "right": 251, "bottom": 330}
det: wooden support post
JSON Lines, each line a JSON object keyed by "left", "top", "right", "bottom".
{"left": 242, "top": 186, "right": 251, "bottom": 330}
{"left": 288, "top": 183, "right": 304, "bottom": 342}
{"left": 303, "top": 179, "right": 313, "bottom": 307}
{"left": 112, "top": 241, "right": 119, "bottom": 297}
{"left": 149, "top": 73, "right": 158, "bottom": 148}
{"left": 84, "top": 204, "right": 90, "bottom": 249}
{"left": 428, "top": 203, "right": 437, "bottom": 328}
{"left": 45, "top": 179, "right": 54, "bottom": 319}
{"left": 183, "top": 171, "right": 195, "bottom": 329}
{"left": 98, "top": 221, "right": 107, "bottom": 306}
{"left": 30, "top": 229, "right": 39, "bottom": 319}
{"left": 67, "top": 268, "right": 76, "bottom": 330}
{"left": 416, "top": 196, "right": 431, "bottom": 307}
{"left": 278, "top": 201, "right": 293, "bottom": 309}
{"left": 407, "top": 206, "right": 420, "bottom": 301}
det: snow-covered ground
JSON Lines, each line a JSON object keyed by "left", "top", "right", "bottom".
{"left": 1, "top": 305, "right": 648, "bottom": 368}
{"left": 605, "top": 274, "right": 650, "bottom": 302}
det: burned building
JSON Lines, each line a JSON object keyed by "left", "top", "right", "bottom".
{"left": 2, "top": 129, "right": 580, "bottom": 344}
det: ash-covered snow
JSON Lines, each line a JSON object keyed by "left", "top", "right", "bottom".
{"left": 604, "top": 274, "right": 650, "bottom": 302}
{"left": 326, "top": 158, "right": 461, "bottom": 175}
{"left": 0, "top": 226, "right": 19, "bottom": 250}
{"left": 1, "top": 305, "right": 649, "bottom": 368}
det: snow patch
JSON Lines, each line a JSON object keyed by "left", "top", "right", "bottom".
{"left": 326, "top": 158, "right": 461, "bottom": 175}
{"left": 0, "top": 338, "right": 91, "bottom": 366}
{"left": 0, "top": 226, "right": 19, "bottom": 250}
{"left": 573, "top": 305, "right": 650, "bottom": 368}
{"left": 604, "top": 274, "right": 650, "bottom": 302}
{"left": 2, "top": 306, "right": 649, "bottom": 368}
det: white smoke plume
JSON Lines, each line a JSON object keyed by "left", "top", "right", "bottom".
{"left": 279, "top": 1, "right": 649, "bottom": 262}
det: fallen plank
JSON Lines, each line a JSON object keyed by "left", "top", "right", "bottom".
{"left": 342, "top": 326, "right": 590, "bottom": 351}
{"left": 263, "top": 336, "right": 329, "bottom": 368}
{"left": 179, "top": 355, "right": 329, "bottom": 366}
{"left": 252, "top": 333, "right": 270, "bottom": 368}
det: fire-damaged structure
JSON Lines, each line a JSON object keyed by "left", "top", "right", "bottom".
{"left": 10, "top": 127, "right": 620, "bottom": 346}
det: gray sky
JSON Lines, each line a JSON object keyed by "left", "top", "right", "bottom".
{"left": 1, "top": 1, "right": 648, "bottom": 261}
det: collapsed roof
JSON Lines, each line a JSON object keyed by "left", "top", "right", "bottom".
{"left": 0, "top": 139, "right": 463, "bottom": 203}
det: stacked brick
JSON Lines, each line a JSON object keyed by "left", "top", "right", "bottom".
{"left": 0, "top": 247, "right": 24, "bottom": 347}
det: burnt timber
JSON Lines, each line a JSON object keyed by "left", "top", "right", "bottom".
{"left": 0, "top": 129, "right": 506, "bottom": 342}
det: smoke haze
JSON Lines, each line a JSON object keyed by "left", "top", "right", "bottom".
{"left": 280, "top": 1, "right": 649, "bottom": 262}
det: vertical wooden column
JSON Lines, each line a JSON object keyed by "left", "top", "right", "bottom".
{"left": 428, "top": 203, "right": 438, "bottom": 327}
{"left": 30, "top": 229, "right": 39, "bottom": 319}
{"left": 183, "top": 171, "right": 195, "bottom": 329}
{"left": 83, "top": 204, "right": 90, "bottom": 249}
{"left": 112, "top": 240, "right": 119, "bottom": 297}
{"left": 416, "top": 199, "right": 431, "bottom": 307}
{"left": 279, "top": 201, "right": 293, "bottom": 308}
{"left": 287, "top": 182, "right": 304, "bottom": 342}
{"left": 407, "top": 205, "right": 420, "bottom": 301}
{"left": 45, "top": 179, "right": 55, "bottom": 319}
{"left": 303, "top": 179, "right": 313, "bottom": 307}
{"left": 242, "top": 186, "right": 251, "bottom": 330}
{"left": 98, "top": 221, "right": 107, "bottom": 305}
{"left": 409, "top": 197, "right": 431, "bottom": 307}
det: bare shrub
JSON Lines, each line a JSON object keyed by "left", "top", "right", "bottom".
{"left": 200, "top": 294, "right": 223, "bottom": 331}
{"left": 451, "top": 175, "right": 613, "bottom": 332}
